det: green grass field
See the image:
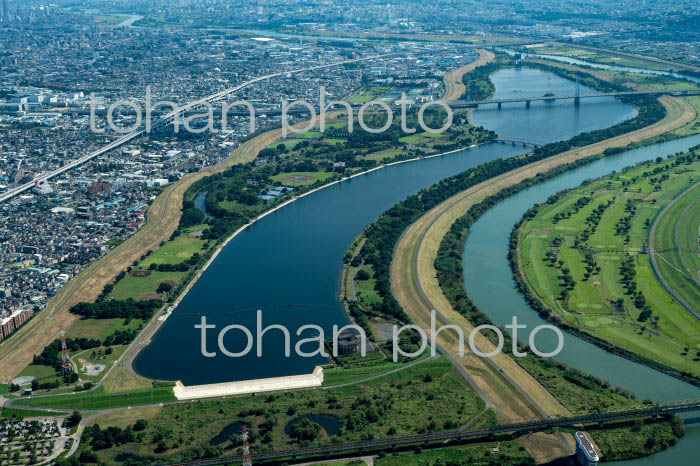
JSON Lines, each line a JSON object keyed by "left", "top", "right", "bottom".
{"left": 362, "top": 148, "right": 407, "bottom": 162}
{"left": 520, "top": 150, "right": 700, "bottom": 377}
{"left": 59, "top": 358, "right": 493, "bottom": 464}
{"left": 18, "top": 364, "right": 60, "bottom": 382}
{"left": 323, "top": 351, "right": 431, "bottom": 386}
{"left": 398, "top": 131, "right": 446, "bottom": 145}
{"left": 1, "top": 407, "right": 63, "bottom": 419}
{"left": 652, "top": 181, "right": 700, "bottom": 316}
{"left": 267, "top": 138, "right": 304, "bottom": 150}
{"left": 66, "top": 317, "right": 144, "bottom": 341}
{"left": 347, "top": 85, "right": 392, "bottom": 104}
{"left": 14, "top": 386, "right": 176, "bottom": 410}
{"left": 111, "top": 270, "right": 185, "bottom": 300}
{"left": 271, "top": 171, "right": 335, "bottom": 186}
{"left": 138, "top": 236, "right": 205, "bottom": 268}
{"left": 354, "top": 265, "right": 383, "bottom": 310}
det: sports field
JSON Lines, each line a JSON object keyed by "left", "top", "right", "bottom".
{"left": 520, "top": 150, "right": 700, "bottom": 376}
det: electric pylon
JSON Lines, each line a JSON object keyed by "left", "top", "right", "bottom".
{"left": 242, "top": 425, "right": 252, "bottom": 466}
{"left": 60, "top": 328, "right": 71, "bottom": 371}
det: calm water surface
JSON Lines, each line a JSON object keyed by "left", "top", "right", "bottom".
{"left": 463, "top": 134, "right": 700, "bottom": 465}
{"left": 133, "top": 64, "right": 699, "bottom": 466}
{"left": 133, "top": 68, "right": 635, "bottom": 384}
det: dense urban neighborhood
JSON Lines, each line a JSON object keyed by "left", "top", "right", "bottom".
{"left": 1, "top": 1, "right": 700, "bottom": 466}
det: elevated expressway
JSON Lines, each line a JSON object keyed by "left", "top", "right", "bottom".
{"left": 0, "top": 55, "right": 386, "bottom": 204}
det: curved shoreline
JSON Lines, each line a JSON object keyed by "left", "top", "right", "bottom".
{"left": 0, "top": 54, "right": 387, "bottom": 382}
{"left": 383, "top": 62, "right": 695, "bottom": 461}
{"left": 128, "top": 50, "right": 498, "bottom": 379}
{"left": 127, "top": 142, "right": 485, "bottom": 376}
{"left": 500, "top": 145, "right": 700, "bottom": 387}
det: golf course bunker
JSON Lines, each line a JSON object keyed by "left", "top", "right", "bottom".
{"left": 284, "top": 415, "right": 343, "bottom": 437}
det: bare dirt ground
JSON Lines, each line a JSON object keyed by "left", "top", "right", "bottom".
{"left": 441, "top": 49, "right": 495, "bottom": 102}
{"left": 390, "top": 63, "right": 695, "bottom": 462}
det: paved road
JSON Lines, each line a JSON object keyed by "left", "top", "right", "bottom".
{"left": 0, "top": 54, "right": 386, "bottom": 205}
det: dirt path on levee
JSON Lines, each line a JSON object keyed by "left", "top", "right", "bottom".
{"left": 390, "top": 60, "right": 695, "bottom": 463}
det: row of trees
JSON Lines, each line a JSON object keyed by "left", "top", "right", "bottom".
{"left": 69, "top": 299, "right": 162, "bottom": 320}
{"left": 350, "top": 64, "right": 667, "bottom": 336}
{"left": 505, "top": 147, "right": 700, "bottom": 384}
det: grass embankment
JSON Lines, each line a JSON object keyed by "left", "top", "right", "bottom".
{"left": 519, "top": 151, "right": 700, "bottom": 378}
{"left": 384, "top": 61, "right": 694, "bottom": 462}
{"left": 652, "top": 181, "right": 700, "bottom": 315}
{"left": 525, "top": 43, "right": 673, "bottom": 71}
{"left": 534, "top": 42, "right": 700, "bottom": 74}
{"left": 442, "top": 49, "right": 495, "bottom": 102}
{"left": 13, "top": 386, "right": 176, "bottom": 410}
{"left": 64, "top": 358, "right": 497, "bottom": 465}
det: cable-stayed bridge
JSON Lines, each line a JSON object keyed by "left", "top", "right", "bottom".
{"left": 451, "top": 87, "right": 700, "bottom": 109}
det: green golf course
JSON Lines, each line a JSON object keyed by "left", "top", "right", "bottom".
{"left": 519, "top": 148, "right": 700, "bottom": 377}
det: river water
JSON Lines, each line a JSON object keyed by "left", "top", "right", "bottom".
{"left": 499, "top": 48, "right": 700, "bottom": 85}
{"left": 131, "top": 64, "right": 700, "bottom": 463}
{"left": 464, "top": 121, "right": 700, "bottom": 465}
{"left": 133, "top": 67, "right": 635, "bottom": 384}
{"left": 134, "top": 68, "right": 634, "bottom": 381}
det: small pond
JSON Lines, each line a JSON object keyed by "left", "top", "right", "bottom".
{"left": 209, "top": 421, "right": 246, "bottom": 446}
{"left": 284, "top": 415, "right": 343, "bottom": 437}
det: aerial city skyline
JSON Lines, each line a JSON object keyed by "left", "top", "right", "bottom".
{"left": 0, "top": 1, "right": 699, "bottom": 465}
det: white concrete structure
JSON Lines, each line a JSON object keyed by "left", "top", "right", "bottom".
{"left": 173, "top": 366, "right": 324, "bottom": 400}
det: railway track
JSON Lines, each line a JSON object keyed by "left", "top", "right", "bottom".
{"left": 159, "top": 400, "right": 700, "bottom": 466}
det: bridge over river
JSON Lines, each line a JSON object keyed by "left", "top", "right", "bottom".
{"left": 451, "top": 87, "right": 700, "bottom": 109}
{"left": 1, "top": 63, "right": 696, "bottom": 205}
{"left": 162, "top": 399, "right": 700, "bottom": 466}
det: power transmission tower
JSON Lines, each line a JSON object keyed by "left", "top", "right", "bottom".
{"left": 60, "top": 328, "right": 71, "bottom": 371}
{"left": 242, "top": 425, "right": 252, "bottom": 466}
